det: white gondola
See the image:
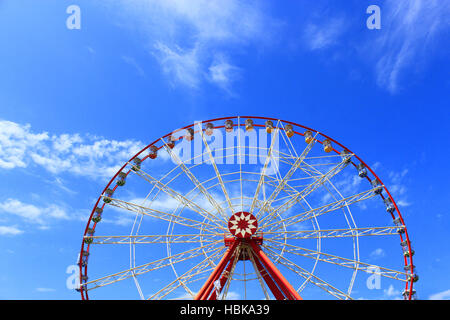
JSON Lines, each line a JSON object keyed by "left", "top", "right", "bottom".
{"left": 340, "top": 150, "right": 352, "bottom": 163}
{"left": 185, "top": 128, "right": 194, "bottom": 141}
{"left": 92, "top": 207, "right": 103, "bottom": 223}
{"left": 265, "top": 120, "right": 274, "bottom": 134}
{"left": 225, "top": 120, "right": 234, "bottom": 133}
{"left": 323, "top": 139, "right": 333, "bottom": 153}
{"left": 304, "top": 130, "right": 313, "bottom": 144}
{"left": 384, "top": 197, "right": 395, "bottom": 213}
{"left": 357, "top": 163, "right": 367, "bottom": 178}
{"left": 131, "top": 157, "right": 142, "bottom": 171}
{"left": 116, "top": 172, "right": 127, "bottom": 186}
{"left": 402, "top": 289, "right": 417, "bottom": 300}
{"left": 285, "top": 124, "right": 294, "bottom": 138}
{"left": 371, "top": 179, "right": 383, "bottom": 194}
{"left": 103, "top": 189, "right": 114, "bottom": 203}
{"left": 245, "top": 119, "right": 254, "bottom": 131}
{"left": 393, "top": 217, "right": 402, "bottom": 226}
{"left": 149, "top": 145, "right": 158, "bottom": 159}
{"left": 167, "top": 135, "right": 176, "bottom": 149}
{"left": 205, "top": 123, "right": 214, "bottom": 136}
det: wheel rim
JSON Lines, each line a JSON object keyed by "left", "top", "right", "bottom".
{"left": 78, "top": 116, "right": 416, "bottom": 300}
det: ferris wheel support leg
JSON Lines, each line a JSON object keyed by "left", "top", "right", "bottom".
{"left": 208, "top": 255, "right": 236, "bottom": 300}
{"left": 195, "top": 240, "right": 239, "bottom": 300}
{"left": 249, "top": 240, "right": 302, "bottom": 300}
{"left": 252, "top": 254, "right": 286, "bottom": 300}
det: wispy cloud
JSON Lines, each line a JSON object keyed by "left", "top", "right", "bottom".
{"left": 0, "top": 198, "right": 69, "bottom": 226}
{"left": 303, "top": 17, "right": 347, "bottom": 51}
{"left": 122, "top": 55, "right": 146, "bottom": 77}
{"left": 388, "top": 168, "right": 411, "bottom": 207}
{"left": 369, "top": 248, "right": 386, "bottom": 259}
{"left": 207, "top": 55, "right": 241, "bottom": 94}
{"left": 0, "top": 225, "right": 23, "bottom": 236}
{"left": 373, "top": 0, "right": 450, "bottom": 93}
{"left": 383, "top": 284, "right": 402, "bottom": 299}
{"left": 35, "top": 287, "right": 56, "bottom": 293}
{"left": 110, "top": 0, "right": 276, "bottom": 92}
{"left": 153, "top": 42, "right": 201, "bottom": 89}
{"left": 429, "top": 289, "right": 450, "bottom": 300}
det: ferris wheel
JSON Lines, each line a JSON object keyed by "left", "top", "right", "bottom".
{"left": 78, "top": 116, "right": 417, "bottom": 300}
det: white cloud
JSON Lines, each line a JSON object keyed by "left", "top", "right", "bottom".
{"left": 373, "top": 0, "right": 450, "bottom": 93}
{"left": 370, "top": 248, "right": 386, "bottom": 259}
{"left": 224, "top": 291, "right": 240, "bottom": 300}
{"left": 0, "top": 198, "right": 69, "bottom": 226}
{"left": 388, "top": 168, "right": 411, "bottom": 207}
{"left": 429, "top": 289, "right": 450, "bottom": 300}
{"left": 303, "top": 17, "right": 347, "bottom": 51}
{"left": 0, "top": 120, "right": 144, "bottom": 180}
{"left": 121, "top": 55, "right": 146, "bottom": 77}
{"left": 207, "top": 55, "right": 240, "bottom": 93}
{"left": 154, "top": 42, "right": 201, "bottom": 88}
{"left": 110, "top": 0, "right": 275, "bottom": 91}
{"left": 0, "top": 120, "right": 48, "bottom": 169}
{"left": 35, "top": 287, "right": 56, "bottom": 292}
{"left": 384, "top": 284, "right": 401, "bottom": 298}
{"left": 0, "top": 225, "right": 23, "bottom": 236}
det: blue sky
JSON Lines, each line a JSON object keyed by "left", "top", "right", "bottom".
{"left": 0, "top": 0, "right": 449, "bottom": 300}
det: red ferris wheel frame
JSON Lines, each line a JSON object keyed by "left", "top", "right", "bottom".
{"left": 78, "top": 116, "right": 416, "bottom": 300}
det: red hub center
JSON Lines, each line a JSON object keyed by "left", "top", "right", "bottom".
{"left": 228, "top": 212, "right": 258, "bottom": 238}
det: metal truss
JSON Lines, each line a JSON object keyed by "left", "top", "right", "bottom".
{"left": 264, "top": 239, "right": 409, "bottom": 282}
{"left": 82, "top": 241, "right": 223, "bottom": 291}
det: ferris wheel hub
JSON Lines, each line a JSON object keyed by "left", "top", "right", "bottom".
{"left": 228, "top": 212, "right": 258, "bottom": 239}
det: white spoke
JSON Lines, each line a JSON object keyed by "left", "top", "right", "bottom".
{"left": 221, "top": 245, "right": 241, "bottom": 300}
{"left": 260, "top": 187, "right": 378, "bottom": 232}
{"left": 86, "top": 233, "right": 222, "bottom": 245}
{"left": 255, "top": 131, "right": 318, "bottom": 220}
{"left": 161, "top": 138, "right": 228, "bottom": 221}
{"left": 106, "top": 197, "right": 227, "bottom": 233}
{"left": 263, "top": 245, "right": 352, "bottom": 300}
{"left": 258, "top": 151, "right": 352, "bottom": 226}
{"left": 263, "top": 226, "right": 400, "bottom": 241}
{"left": 246, "top": 246, "right": 271, "bottom": 300}
{"left": 149, "top": 247, "right": 225, "bottom": 300}
{"left": 83, "top": 241, "right": 223, "bottom": 291}
{"left": 250, "top": 121, "right": 280, "bottom": 214}
{"left": 265, "top": 239, "right": 409, "bottom": 282}
{"left": 198, "top": 122, "right": 234, "bottom": 213}
{"left": 131, "top": 166, "right": 226, "bottom": 229}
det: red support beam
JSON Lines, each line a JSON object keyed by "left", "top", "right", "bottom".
{"left": 195, "top": 238, "right": 301, "bottom": 300}
{"left": 252, "top": 252, "right": 286, "bottom": 300}
{"left": 249, "top": 240, "right": 302, "bottom": 300}
{"left": 208, "top": 254, "right": 236, "bottom": 300}
{"left": 195, "top": 240, "right": 238, "bottom": 300}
